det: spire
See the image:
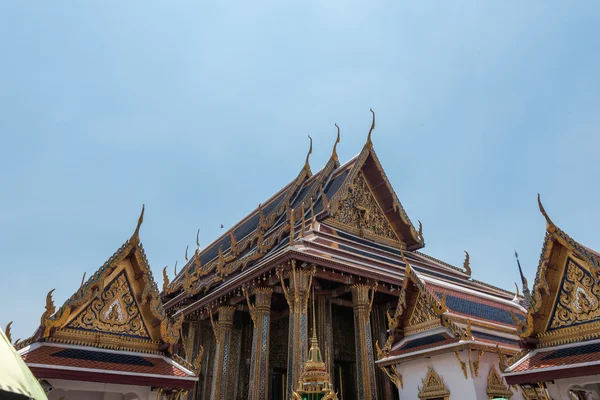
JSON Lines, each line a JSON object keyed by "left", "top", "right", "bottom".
{"left": 366, "top": 108, "right": 375, "bottom": 148}
{"left": 304, "top": 135, "right": 313, "bottom": 172}
{"left": 131, "top": 204, "right": 145, "bottom": 243}
{"left": 332, "top": 123, "right": 341, "bottom": 162}
{"left": 515, "top": 251, "right": 531, "bottom": 308}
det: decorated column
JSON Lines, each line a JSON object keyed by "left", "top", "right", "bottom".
{"left": 209, "top": 306, "right": 236, "bottom": 400}
{"left": 317, "top": 294, "right": 334, "bottom": 379}
{"left": 244, "top": 287, "right": 273, "bottom": 400}
{"left": 277, "top": 261, "right": 315, "bottom": 400}
{"left": 351, "top": 284, "right": 378, "bottom": 400}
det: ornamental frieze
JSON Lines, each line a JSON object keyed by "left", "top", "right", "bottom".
{"left": 68, "top": 272, "right": 150, "bottom": 339}
{"left": 548, "top": 258, "right": 600, "bottom": 331}
{"left": 329, "top": 171, "right": 398, "bottom": 242}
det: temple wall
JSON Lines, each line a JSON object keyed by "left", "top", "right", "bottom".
{"left": 44, "top": 379, "right": 155, "bottom": 400}
{"left": 394, "top": 351, "right": 527, "bottom": 399}
{"left": 547, "top": 375, "right": 600, "bottom": 400}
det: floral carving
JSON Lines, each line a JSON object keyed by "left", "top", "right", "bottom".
{"left": 548, "top": 258, "right": 600, "bottom": 330}
{"left": 68, "top": 272, "right": 150, "bottom": 339}
{"left": 330, "top": 172, "right": 398, "bottom": 242}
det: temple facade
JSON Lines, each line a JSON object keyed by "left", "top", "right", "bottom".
{"left": 9, "top": 112, "right": 598, "bottom": 399}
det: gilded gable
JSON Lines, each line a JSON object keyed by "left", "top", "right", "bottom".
{"left": 67, "top": 271, "right": 151, "bottom": 339}
{"left": 547, "top": 257, "right": 600, "bottom": 331}
{"left": 408, "top": 292, "right": 439, "bottom": 326}
{"left": 328, "top": 171, "right": 400, "bottom": 246}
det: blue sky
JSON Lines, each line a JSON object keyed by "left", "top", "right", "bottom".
{"left": 1, "top": 2, "right": 598, "bottom": 341}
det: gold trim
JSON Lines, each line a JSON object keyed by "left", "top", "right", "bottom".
{"left": 454, "top": 351, "right": 468, "bottom": 380}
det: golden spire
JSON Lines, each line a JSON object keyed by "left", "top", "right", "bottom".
{"left": 463, "top": 251, "right": 471, "bottom": 276}
{"left": 366, "top": 108, "right": 375, "bottom": 147}
{"left": 305, "top": 135, "right": 313, "bottom": 172}
{"left": 132, "top": 204, "right": 145, "bottom": 242}
{"left": 332, "top": 123, "right": 341, "bottom": 162}
{"left": 537, "top": 193, "right": 556, "bottom": 232}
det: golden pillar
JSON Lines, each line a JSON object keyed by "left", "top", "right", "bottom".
{"left": 245, "top": 287, "right": 273, "bottom": 400}
{"left": 209, "top": 306, "right": 236, "bottom": 400}
{"left": 317, "top": 294, "right": 333, "bottom": 379}
{"left": 278, "top": 261, "right": 315, "bottom": 400}
{"left": 351, "top": 284, "right": 378, "bottom": 400}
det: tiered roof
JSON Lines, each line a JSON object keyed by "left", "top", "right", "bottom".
{"left": 162, "top": 113, "right": 519, "bottom": 322}
{"left": 503, "top": 196, "right": 600, "bottom": 385}
{"left": 16, "top": 209, "right": 199, "bottom": 390}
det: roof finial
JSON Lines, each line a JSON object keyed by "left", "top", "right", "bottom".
{"left": 463, "top": 251, "right": 471, "bottom": 276}
{"left": 5, "top": 321, "right": 12, "bottom": 343}
{"left": 537, "top": 193, "right": 555, "bottom": 232}
{"left": 132, "top": 204, "right": 145, "bottom": 242}
{"left": 80, "top": 272, "right": 86, "bottom": 288}
{"left": 196, "top": 229, "right": 200, "bottom": 249}
{"left": 185, "top": 245, "right": 189, "bottom": 262}
{"left": 304, "top": 135, "right": 313, "bottom": 171}
{"left": 162, "top": 266, "right": 170, "bottom": 292}
{"left": 513, "top": 282, "right": 520, "bottom": 302}
{"left": 366, "top": 108, "right": 375, "bottom": 147}
{"left": 515, "top": 251, "right": 531, "bottom": 308}
{"left": 332, "top": 123, "right": 341, "bottom": 162}
{"left": 174, "top": 261, "right": 178, "bottom": 277}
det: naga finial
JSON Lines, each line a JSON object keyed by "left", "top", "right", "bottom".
{"left": 463, "top": 251, "right": 471, "bottom": 276}
{"left": 132, "top": 204, "right": 145, "bottom": 242}
{"left": 332, "top": 123, "right": 341, "bottom": 162}
{"left": 41, "top": 289, "right": 57, "bottom": 325}
{"left": 196, "top": 229, "right": 201, "bottom": 249}
{"left": 174, "top": 261, "right": 178, "bottom": 277}
{"left": 514, "top": 282, "right": 520, "bottom": 299}
{"left": 162, "top": 266, "right": 170, "bottom": 292}
{"left": 5, "top": 321, "right": 13, "bottom": 343}
{"left": 185, "top": 245, "right": 189, "bottom": 262}
{"left": 366, "top": 108, "right": 375, "bottom": 147}
{"left": 80, "top": 272, "right": 86, "bottom": 288}
{"left": 418, "top": 220, "right": 424, "bottom": 241}
{"left": 305, "top": 135, "right": 313, "bottom": 171}
{"left": 537, "top": 193, "right": 555, "bottom": 232}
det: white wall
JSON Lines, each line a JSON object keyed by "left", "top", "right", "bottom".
{"left": 394, "top": 350, "right": 526, "bottom": 399}
{"left": 547, "top": 375, "right": 600, "bottom": 400}
{"left": 45, "top": 378, "right": 158, "bottom": 400}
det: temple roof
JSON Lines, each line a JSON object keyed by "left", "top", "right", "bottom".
{"left": 163, "top": 119, "right": 428, "bottom": 310}
{"left": 504, "top": 196, "right": 600, "bottom": 380}
{"left": 16, "top": 209, "right": 200, "bottom": 388}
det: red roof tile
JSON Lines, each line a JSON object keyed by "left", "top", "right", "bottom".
{"left": 21, "top": 345, "right": 192, "bottom": 379}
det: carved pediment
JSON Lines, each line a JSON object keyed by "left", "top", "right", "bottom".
{"left": 328, "top": 171, "right": 402, "bottom": 247}
{"left": 418, "top": 367, "right": 450, "bottom": 400}
{"left": 408, "top": 292, "right": 440, "bottom": 327}
{"left": 67, "top": 271, "right": 151, "bottom": 339}
{"left": 547, "top": 257, "right": 600, "bottom": 331}
{"left": 486, "top": 366, "right": 513, "bottom": 398}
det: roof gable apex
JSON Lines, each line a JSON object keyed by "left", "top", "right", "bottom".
{"left": 324, "top": 143, "right": 424, "bottom": 250}
{"left": 516, "top": 196, "right": 600, "bottom": 346}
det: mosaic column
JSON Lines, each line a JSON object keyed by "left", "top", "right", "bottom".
{"left": 317, "top": 294, "right": 334, "bottom": 379}
{"left": 245, "top": 287, "right": 273, "bottom": 400}
{"left": 210, "top": 306, "right": 236, "bottom": 400}
{"left": 278, "top": 262, "right": 315, "bottom": 400}
{"left": 351, "top": 284, "right": 378, "bottom": 400}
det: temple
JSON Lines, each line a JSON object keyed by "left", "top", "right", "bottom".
{"left": 502, "top": 196, "right": 600, "bottom": 400}
{"left": 13, "top": 210, "right": 200, "bottom": 399}
{"left": 8, "top": 111, "right": 598, "bottom": 400}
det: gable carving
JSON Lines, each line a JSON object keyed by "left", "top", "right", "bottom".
{"left": 329, "top": 171, "right": 399, "bottom": 244}
{"left": 409, "top": 292, "right": 439, "bottom": 326}
{"left": 547, "top": 258, "right": 600, "bottom": 331}
{"left": 486, "top": 366, "right": 513, "bottom": 398}
{"left": 418, "top": 367, "right": 450, "bottom": 400}
{"left": 68, "top": 271, "right": 151, "bottom": 339}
